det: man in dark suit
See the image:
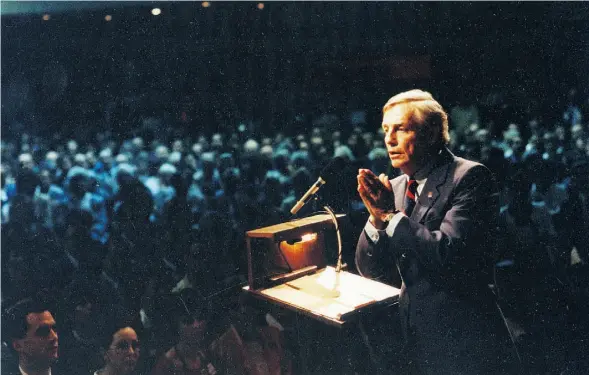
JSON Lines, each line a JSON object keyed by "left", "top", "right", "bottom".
{"left": 2, "top": 298, "right": 59, "bottom": 375}
{"left": 356, "top": 89, "right": 516, "bottom": 374}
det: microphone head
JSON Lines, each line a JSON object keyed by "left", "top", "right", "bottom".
{"left": 319, "top": 156, "right": 347, "bottom": 183}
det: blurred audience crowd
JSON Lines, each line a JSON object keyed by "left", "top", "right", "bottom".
{"left": 2, "top": 87, "right": 589, "bottom": 374}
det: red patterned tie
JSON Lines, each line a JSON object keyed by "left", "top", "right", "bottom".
{"left": 403, "top": 179, "right": 418, "bottom": 216}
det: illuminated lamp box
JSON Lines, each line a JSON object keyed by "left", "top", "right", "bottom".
{"left": 244, "top": 214, "right": 400, "bottom": 325}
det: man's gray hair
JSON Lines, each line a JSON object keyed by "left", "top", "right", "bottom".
{"left": 383, "top": 89, "right": 450, "bottom": 145}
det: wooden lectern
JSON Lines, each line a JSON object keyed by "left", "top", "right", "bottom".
{"left": 244, "top": 214, "right": 400, "bottom": 327}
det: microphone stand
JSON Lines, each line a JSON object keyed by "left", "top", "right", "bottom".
{"left": 323, "top": 205, "right": 344, "bottom": 273}
{"left": 291, "top": 194, "right": 344, "bottom": 273}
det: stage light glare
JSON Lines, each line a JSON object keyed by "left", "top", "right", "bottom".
{"left": 105, "top": 15, "right": 112, "bottom": 21}
{"left": 257, "top": 3, "right": 264, "bottom": 10}
{"left": 301, "top": 233, "right": 317, "bottom": 243}
{"left": 151, "top": 8, "right": 161, "bottom": 16}
{"left": 42, "top": 14, "right": 50, "bottom": 21}
{"left": 202, "top": 1, "right": 211, "bottom": 8}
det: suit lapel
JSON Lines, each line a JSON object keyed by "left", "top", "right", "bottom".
{"left": 392, "top": 177, "right": 406, "bottom": 214}
{"left": 411, "top": 148, "right": 453, "bottom": 223}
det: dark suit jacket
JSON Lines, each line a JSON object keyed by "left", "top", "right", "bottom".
{"left": 356, "top": 148, "right": 516, "bottom": 374}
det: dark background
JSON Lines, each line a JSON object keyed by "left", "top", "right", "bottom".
{"left": 2, "top": 2, "right": 589, "bottom": 136}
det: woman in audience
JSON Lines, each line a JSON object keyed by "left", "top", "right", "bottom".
{"left": 95, "top": 322, "right": 142, "bottom": 375}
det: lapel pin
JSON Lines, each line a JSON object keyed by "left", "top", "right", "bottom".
{"left": 427, "top": 191, "right": 433, "bottom": 198}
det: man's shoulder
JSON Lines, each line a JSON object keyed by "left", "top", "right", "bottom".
{"left": 453, "top": 154, "right": 484, "bottom": 169}
{"left": 437, "top": 147, "right": 482, "bottom": 171}
{"left": 452, "top": 155, "right": 493, "bottom": 179}
{"left": 427, "top": 149, "right": 495, "bottom": 189}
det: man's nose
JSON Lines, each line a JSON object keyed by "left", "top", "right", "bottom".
{"left": 385, "top": 130, "right": 397, "bottom": 145}
{"left": 49, "top": 329, "right": 58, "bottom": 341}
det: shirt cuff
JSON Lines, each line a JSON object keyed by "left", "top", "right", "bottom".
{"left": 363, "top": 212, "right": 404, "bottom": 244}
{"left": 385, "top": 212, "right": 404, "bottom": 237}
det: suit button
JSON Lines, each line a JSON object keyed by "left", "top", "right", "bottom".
{"left": 401, "top": 253, "right": 407, "bottom": 258}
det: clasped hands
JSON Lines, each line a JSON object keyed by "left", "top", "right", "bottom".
{"left": 357, "top": 169, "right": 396, "bottom": 230}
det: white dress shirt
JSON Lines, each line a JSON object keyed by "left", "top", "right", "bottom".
{"left": 19, "top": 365, "right": 51, "bottom": 375}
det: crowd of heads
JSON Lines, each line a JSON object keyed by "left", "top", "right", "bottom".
{"left": 2, "top": 86, "right": 589, "bottom": 373}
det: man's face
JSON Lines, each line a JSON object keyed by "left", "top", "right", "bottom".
{"left": 382, "top": 105, "right": 430, "bottom": 176}
{"left": 13, "top": 311, "right": 59, "bottom": 366}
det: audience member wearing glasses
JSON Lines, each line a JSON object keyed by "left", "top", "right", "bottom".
{"left": 94, "top": 322, "right": 141, "bottom": 375}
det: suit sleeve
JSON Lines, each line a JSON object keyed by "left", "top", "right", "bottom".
{"left": 391, "top": 165, "right": 499, "bottom": 275}
{"left": 355, "top": 228, "right": 403, "bottom": 288}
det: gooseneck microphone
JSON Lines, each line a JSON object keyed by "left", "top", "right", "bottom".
{"left": 290, "top": 157, "right": 346, "bottom": 215}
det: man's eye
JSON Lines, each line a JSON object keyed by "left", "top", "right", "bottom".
{"left": 36, "top": 326, "right": 55, "bottom": 337}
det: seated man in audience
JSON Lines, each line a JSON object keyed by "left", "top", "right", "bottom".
{"left": 2, "top": 298, "right": 59, "bottom": 375}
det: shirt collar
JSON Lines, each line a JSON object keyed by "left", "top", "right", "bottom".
{"left": 19, "top": 365, "right": 51, "bottom": 375}
{"left": 407, "top": 161, "right": 433, "bottom": 184}
{"left": 408, "top": 174, "right": 428, "bottom": 186}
